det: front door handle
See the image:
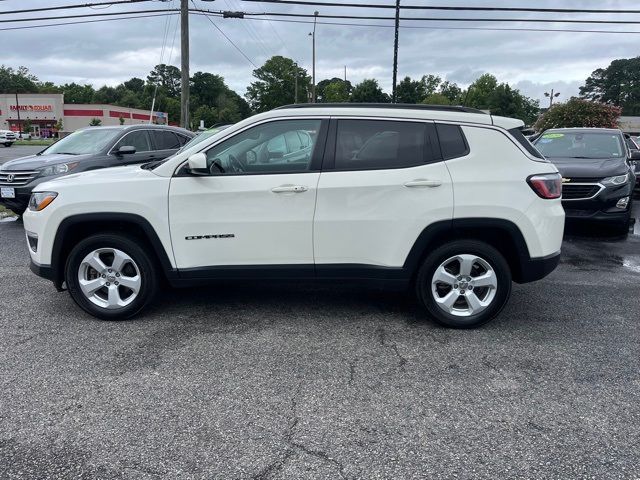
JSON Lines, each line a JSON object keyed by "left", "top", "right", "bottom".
{"left": 404, "top": 179, "right": 442, "bottom": 188}
{"left": 271, "top": 185, "right": 308, "bottom": 193}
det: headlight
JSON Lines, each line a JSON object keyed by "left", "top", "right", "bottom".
{"left": 601, "top": 173, "right": 630, "bottom": 186}
{"left": 38, "top": 162, "right": 79, "bottom": 177}
{"left": 28, "top": 192, "right": 58, "bottom": 211}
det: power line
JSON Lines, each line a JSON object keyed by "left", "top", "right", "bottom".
{"left": 0, "top": 0, "right": 157, "bottom": 16}
{"left": 0, "top": 9, "right": 176, "bottom": 24}
{"left": 0, "top": 12, "right": 178, "bottom": 31}
{"left": 233, "top": 14, "right": 640, "bottom": 35}
{"left": 191, "top": 1, "right": 258, "bottom": 67}
{"left": 239, "top": 11, "right": 640, "bottom": 25}
{"left": 239, "top": 0, "right": 640, "bottom": 15}
{"left": 3, "top": 8, "right": 640, "bottom": 36}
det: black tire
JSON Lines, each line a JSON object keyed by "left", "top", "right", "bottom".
{"left": 415, "top": 240, "right": 512, "bottom": 329}
{"left": 4, "top": 143, "right": 12, "bottom": 147}
{"left": 65, "top": 233, "right": 159, "bottom": 320}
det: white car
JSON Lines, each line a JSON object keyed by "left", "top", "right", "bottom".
{"left": 0, "top": 130, "right": 17, "bottom": 147}
{"left": 23, "top": 104, "right": 564, "bottom": 328}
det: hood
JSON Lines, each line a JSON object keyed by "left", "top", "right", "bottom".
{"left": 546, "top": 156, "right": 628, "bottom": 179}
{"left": 37, "top": 164, "right": 154, "bottom": 190}
{"left": 0, "top": 153, "right": 93, "bottom": 171}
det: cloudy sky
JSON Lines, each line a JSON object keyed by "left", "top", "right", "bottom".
{"left": 2, "top": 0, "right": 639, "bottom": 105}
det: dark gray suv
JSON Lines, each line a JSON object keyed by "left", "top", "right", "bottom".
{"left": 0, "top": 125, "right": 194, "bottom": 214}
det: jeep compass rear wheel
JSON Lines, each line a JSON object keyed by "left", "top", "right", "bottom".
{"left": 65, "top": 234, "right": 159, "bottom": 320}
{"left": 416, "top": 240, "right": 511, "bottom": 328}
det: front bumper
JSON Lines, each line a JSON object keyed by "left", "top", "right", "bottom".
{"left": 562, "top": 181, "right": 633, "bottom": 222}
{"left": 0, "top": 176, "right": 50, "bottom": 213}
{"left": 29, "top": 259, "right": 54, "bottom": 281}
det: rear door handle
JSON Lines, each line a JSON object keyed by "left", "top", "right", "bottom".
{"left": 404, "top": 179, "right": 442, "bottom": 188}
{"left": 271, "top": 185, "right": 308, "bottom": 193}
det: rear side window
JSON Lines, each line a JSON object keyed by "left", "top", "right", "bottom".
{"left": 335, "top": 120, "right": 430, "bottom": 170}
{"left": 152, "top": 130, "right": 181, "bottom": 150}
{"left": 436, "top": 124, "right": 469, "bottom": 159}
{"left": 508, "top": 127, "right": 545, "bottom": 159}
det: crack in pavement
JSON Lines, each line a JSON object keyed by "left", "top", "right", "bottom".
{"left": 376, "top": 326, "right": 408, "bottom": 372}
{"left": 251, "top": 382, "right": 348, "bottom": 480}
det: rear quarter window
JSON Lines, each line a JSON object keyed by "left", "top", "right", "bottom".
{"left": 435, "top": 124, "right": 469, "bottom": 159}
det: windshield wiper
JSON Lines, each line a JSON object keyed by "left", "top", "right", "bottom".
{"left": 53, "top": 152, "right": 80, "bottom": 155}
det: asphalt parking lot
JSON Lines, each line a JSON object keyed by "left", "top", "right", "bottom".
{"left": 1, "top": 146, "right": 640, "bottom": 479}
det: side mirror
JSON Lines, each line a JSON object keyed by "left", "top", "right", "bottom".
{"left": 186, "top": 152, "right": 208, "bottom": 175}
{"left": 117, "top": 145, "right": 136, "bottom": 155}
{"left": 630, "top": 149, "right": 640, "bottom": 161}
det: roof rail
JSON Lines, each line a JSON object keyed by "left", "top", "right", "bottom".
{"left": 274, "top": 103, "right": 488, "bottom": 114}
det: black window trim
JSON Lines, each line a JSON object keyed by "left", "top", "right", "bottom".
{"left": 321, "top": 117, "right": 440, "bottom": 172}
{"left": 508, "top": 127, "right": 544, "bottom": 160}
{"left": 435, "top": 122, "right": 470, "bottom": 160}
{"left": 175, "top": 118, "right": 330, "bottom": 177}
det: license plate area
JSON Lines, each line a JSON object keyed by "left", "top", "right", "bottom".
{"left": 1, "top": 187, "right": 16, "bottom": 198}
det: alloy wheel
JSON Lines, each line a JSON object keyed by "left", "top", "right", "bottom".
{"left": 77, "top": 248, "right": 141, "bottom": 310}
{"left": 431, "top": 254, "right": 498, "bottom": 317}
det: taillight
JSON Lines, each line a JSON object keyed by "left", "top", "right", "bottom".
{"left": 527, "top": 173, "right": 562, "bottom": 199}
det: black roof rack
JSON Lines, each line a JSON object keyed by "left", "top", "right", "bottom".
{"left": 274, "top": 103, "right": 488, "bottom": 115}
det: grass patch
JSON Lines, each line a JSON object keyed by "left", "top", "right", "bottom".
{"left": 14, "top": 139, "right": 54, "bottom": 146}
{"left": 0, "top": 204, "right": 16, "bottom": 218}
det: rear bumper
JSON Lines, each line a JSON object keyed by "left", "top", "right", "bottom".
{"left": 516, "top": 251, "right": 561, "bottom": 284}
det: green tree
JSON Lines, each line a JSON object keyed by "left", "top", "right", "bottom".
{"left": 439, "top": 80, "right": 462, "bottom": 103}
{"left": 92, "top": 86, "right": 119, "bottom": 104}
{"left": 89, "top": 118, "right": 102, "bottom": 126}
{"left": 396, "top": 76, "right": 427, "bottom": 104}
{"left": 0, "top": 65, "right": 39, "bottom": 93}
{"left": 21, "top": 119, "right": 32, "bottom": 134}
{"left": 580, "top": 56, "right": 640, "bottom": 115}
{"left": 488, "top": 83, "right": 540, "bottom": 125}
{"left": 324, "top": 81, "right": 350, "bottom": 102}
{"left": 246, "top": 56, "right": 310, "bottom": 112}
{"left": 54, "top": 118, "right": 63, "bottom": 132}
{"left": 316, "top": 77, "right": 352, "bottom": 102}
{"left": 534, "top": 98, "right": 621, "bottom": 131}
{"left": 119, "top": 116, "right": 125, "bottom": 125}
{"left": 350, "top": 79, "right": 390, "bottom": 103}
{"left": 422, "top": 93, "right": 452, "bottom": 105}
{"left": 123, "top": 77, "right": 145, "bottom": 94}
{"left": 60, "top": 83, "right": 95, "bottom": 104}
{"left": 463, "top": 73, "right": 499, "bottom": 109}
{"left": 147, "top": 64, "right": 181, "bottom": 98}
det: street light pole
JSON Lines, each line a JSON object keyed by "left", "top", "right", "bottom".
{"left": 180, "top": 0, "right": 190, "bottom": 128}
{"left": 544, "top": 88, "right": 560, "bottom": 108}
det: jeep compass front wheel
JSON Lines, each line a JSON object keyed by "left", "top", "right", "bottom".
{"left": 416, "top": 240, "right": 512, "bottom": 328}
{"left": 65, "top": 234, "right": 159, "bottom": 320}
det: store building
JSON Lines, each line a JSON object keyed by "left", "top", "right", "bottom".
{"left": 0, "top": 93, "right": 168, "bottom": 137}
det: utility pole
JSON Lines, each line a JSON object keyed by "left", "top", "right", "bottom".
{"left": 294, "top": 65, "right": 298, "bottom": 104}
{"left": 392, "top": 0, "right": 400, "bottom": 103}
{"left": 312, "top": 11, "right": 318, "bottom": 103}
{"left": 180, "top": 0, "right": 189, "bottom": 128}
{"left": 344, "top": 65, "right": 347, "bottom": 82}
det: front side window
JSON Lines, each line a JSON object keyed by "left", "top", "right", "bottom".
{"left": 114, "top": 130, "right": 151, "bottom": 153}
{"left": 203, "top": 119, "right": 321, "bottom": 175}
{"left": 335, "top": 120, "right": 429, "bottom": 170}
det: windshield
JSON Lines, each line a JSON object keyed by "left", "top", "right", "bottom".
{"left": 178, "top": 126, "right": 231, "bottom": 152}
{"left": 534, "top": 131, "right": 624, "bottom": 159}
{"left": 44, "top": 128, "right": 121, "bottom": 155}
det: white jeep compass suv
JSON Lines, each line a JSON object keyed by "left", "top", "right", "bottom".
{"left": 23, "top": 104, "right": 564, "bottom": 328}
